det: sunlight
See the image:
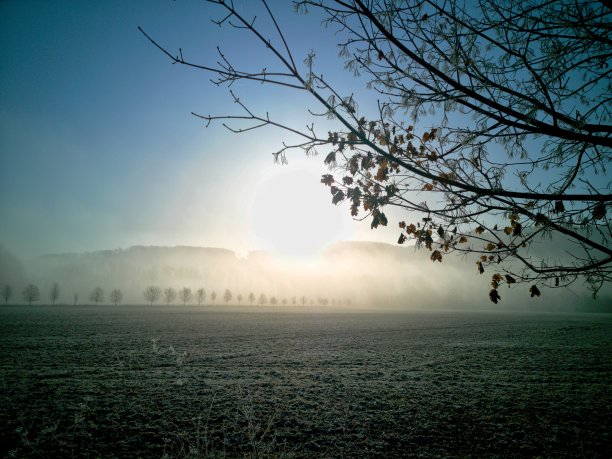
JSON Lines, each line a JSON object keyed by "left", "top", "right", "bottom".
{"left": 249, "top": 161, "right": 353, "bottom": 259}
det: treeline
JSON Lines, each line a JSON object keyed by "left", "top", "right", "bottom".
{"left": 0, "top": 283, "right": 352, "bottom": 307}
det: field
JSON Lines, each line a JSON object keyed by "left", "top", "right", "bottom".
{"left": 0, "top": 305, "right": 610, "bottom": 458}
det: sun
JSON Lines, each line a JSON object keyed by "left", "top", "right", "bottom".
{"left": 250, "top": 162, "right": 352, "bottom": 258}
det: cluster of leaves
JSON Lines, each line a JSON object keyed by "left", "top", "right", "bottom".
{"left": 319, "top": 114, "right": 609, "bottom": 302}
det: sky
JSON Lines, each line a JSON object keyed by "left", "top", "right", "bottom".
{"left": 0, "top": 0, "right": 401, "bottom": 260}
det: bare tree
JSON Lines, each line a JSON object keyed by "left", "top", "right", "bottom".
{"left": 1, "top": 285, "right": 12, "bottom": 305}
{"left": 196, "top": 288, "right": 206, "bottom": 305}
{"left": 144, "top": 285, "right": 162, "bottom": 305}
{"left": 164, "top": 287, "right": 177, "bottom": 305}
{"left": 89, "top": 287, "right": 104, "bottom": 305}
{"left": 210, "top": 290, "right": 217, "bottom": 304}
{"left": 22, "top": 284, "right": 40, "bottom": 305}
{"left": 49, "top": 282, "right": 60, "bottom": 305}
{"left": 248, "top": 292, "right": 255, "bottom": 304}
{"left": 141, "top": 0, "right": 611, "bottom": 302}
{"left": 110, "top": 289, "right": 123, "bottom": 306}
{"left": 258, "top": 293, "right": 267, "bottom": 305}
{"left": 223, "top": 288, "right": 232, "bottom": 304}
{"left": 237, "top": 293, "right": 243, "bottom": 304}
{"left": 179, "top": 287, "right": 193, "bottom": 305}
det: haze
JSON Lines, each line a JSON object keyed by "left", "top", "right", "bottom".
{"left": 0, "top": 1, "right": 608, "bottom": 312}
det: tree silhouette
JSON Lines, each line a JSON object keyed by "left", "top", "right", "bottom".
{"left": 270, "top": 296, "right": 278, "bottom": 305}
{"left": 22, "top": 284, "right": 39, "bottom": 305}
{"left": 210, "top": 291, "right": 217, "bottom": 304}
{"left": 89, "top": 287, "right": 104, "bottom": 305}
{"left": 179, "top": 287, "right": 193, "bottom": 305}
{"left": 164, "top": 287, "right": 177, "bottom": 305}
{"left": 223, "top": 288, "right": 232, "bottom": 304}
{"left": 196, "top": 288, "right": 206, "bottom": 305}
{"left": 141, "top": 0, "right": 611, "bottom": 302}
{"left": 110, "top": 289, "right": 123, "bottom": 306}
{"left": 1, "top": 285, "right": 12, "bottom": 305}
{"left": 248, "top": 292, "right": 255, "bottom": 304}
{"left": 258, "top": 293, "right": 267, "bottom": 305}
{"left": 49, "top": 282, "right": 60, "bottom": 305}
{"left": 144, "top": 286, "right": 162, "bottom": 306}
{"left": 237, "top": 293, "right": 243, "bottom": 304}
{"left": 73, "top": 293, "right": 78, "bottom": 306}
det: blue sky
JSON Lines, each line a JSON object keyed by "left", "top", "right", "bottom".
{"left": 0, "top": 0, "right": 402, "bottom": 259}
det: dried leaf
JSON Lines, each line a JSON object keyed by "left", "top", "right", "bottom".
{"left": 422, "top": 183, "right": 434, "bottom": 191}
{"left": 321, "top": 174, "right": 334, "bottom": 186}
{"left": 332, "top": 190, "right": 345, "bottom": 205}
{"left": 489, "top": 289, "right": 501, "bottom": 304}
{"left": 529, "top": 285, "right": 541, "bottom": 297}
{"left": 593, "top": 203, "right": 606, "bottom": 220}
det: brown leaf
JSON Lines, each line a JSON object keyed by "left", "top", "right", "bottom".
{"left": 593, "top": 203, "right": 606, "bottom": 220}
{"left": 489, "top": 289, "right": 501, "bottom": 304}
{"left": 332, "top": 190, "right": 345, "bottom": 205}
{"left": 321, "top": 174, "right": 334, "bottom": 186}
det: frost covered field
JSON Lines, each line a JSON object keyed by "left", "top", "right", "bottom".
{"left": 0, "top": 306, "right": 610, "bottom": 458}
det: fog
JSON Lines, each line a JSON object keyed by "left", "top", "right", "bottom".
{"left": 1, "top": 238, "right": 609, "bottom": 313}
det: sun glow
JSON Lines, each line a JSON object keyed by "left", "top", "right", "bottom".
{"left": 250, "top": 162, "right": 353, "bottom": 259}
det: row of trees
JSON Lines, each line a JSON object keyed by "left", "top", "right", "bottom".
{"left": 142, "top": 286, "right": 349, "bottom": 307}
{"left": 0, "top": 283, "right": 124, "bottom": 306}
{"left": 1, "top": 283, "right": 350, "bottom": 307}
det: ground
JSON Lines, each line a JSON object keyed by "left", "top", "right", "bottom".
{"left": 0, "top": 305, "right": 610, "bottom": 457}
